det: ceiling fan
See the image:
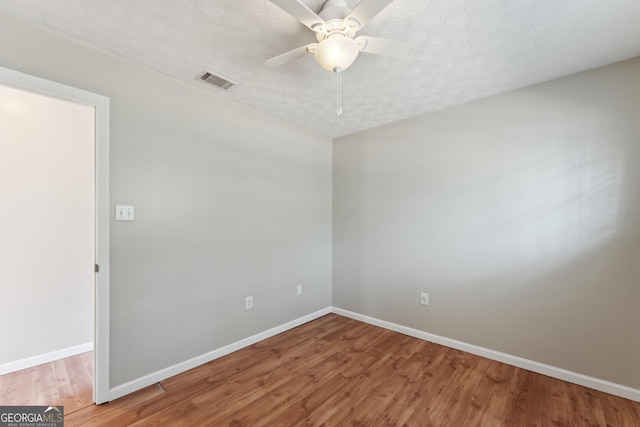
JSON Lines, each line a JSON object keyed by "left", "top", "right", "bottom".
{"left": 265, "top": 0, "right": 409, "bottom": 73}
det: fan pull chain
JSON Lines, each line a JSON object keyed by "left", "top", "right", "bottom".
{"left": 335, "top": 66, "right": 343, "bottom": 116}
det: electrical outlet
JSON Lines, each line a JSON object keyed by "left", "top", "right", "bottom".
{"left": 245, "top": 296, "right": 253, "bottom": 310}
{"left": 420, "top": 292, "right": 429, "bottom": 306}
{"left": 297, "top": 285, "right": 302, "bottom": 296}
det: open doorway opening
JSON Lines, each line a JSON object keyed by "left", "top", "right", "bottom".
{"left": 0, "top": 66, "right": 110, "bottom": 404}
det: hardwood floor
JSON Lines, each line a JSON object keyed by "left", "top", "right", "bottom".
{"left": 0, "top": 350, "right": 93, "bottom": 414}
{"left": 2, "top": 314, "right": 639, "bottom": 426}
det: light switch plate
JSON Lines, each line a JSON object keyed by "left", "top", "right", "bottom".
{"left": 116, "top": 205, "right": 135, "bottom": 221}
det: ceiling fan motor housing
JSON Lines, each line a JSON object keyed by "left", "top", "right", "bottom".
{"left": 315, "top": 0, "right": 358, "bottom": 42}
{"left": 318, "top": 0, "right": 351, "bottom": 21}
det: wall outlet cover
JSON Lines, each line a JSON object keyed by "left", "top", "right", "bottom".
{"left": 421, "top": 292, "right": 429, "bottom": 306}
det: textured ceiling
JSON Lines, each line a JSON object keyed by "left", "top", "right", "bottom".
{"left": 1, "top": 0, "right": 640, "bottom": 138}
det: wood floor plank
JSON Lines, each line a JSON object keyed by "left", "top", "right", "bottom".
{"left": 423, "top": 350, "right": 482, "bottom": 425}
{"left": 0, "top": 352, "right": 92, "bottom": 408}
{"left": 320, "top": 356, "right": 407, "bottom": 425}
{"left": 3, "top": 314, "right": 640, "bottom": 426}
{"left": 374, "top": 345, "right": 440, "bottom": 426}
{"left": 217, "top": 352, "right": 354, "bottom": 426}
{"left": 266, "top": 350, "right": 382, "bottom": 426}
{"left": 502, "top": 367, "right": 544, "bottom": 426}
{"left": 258, "top": 370, "right": 356, "bottom": 426}
{"left": 190, "top": 351, "right": 339, "bottom": 422}
{"left": 446, "top": 356, "right": 497, "bottom": 426}
{"left": 65, "top": 384, "right": 166, "bottom": 427}
{"left": 477, "top": 359, "right": 517, "bottom": 426}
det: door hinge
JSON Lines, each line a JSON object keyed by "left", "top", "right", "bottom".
{"left": 95, "top": 264, "right": 100, "bottom": 273}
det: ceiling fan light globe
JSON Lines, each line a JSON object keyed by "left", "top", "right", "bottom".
{"left": 314, "top": 35, "right": 359, "bottom": 72}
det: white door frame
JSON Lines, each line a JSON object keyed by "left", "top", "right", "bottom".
{"left": 0, "top": 65, "right": 110, "bottom": 404}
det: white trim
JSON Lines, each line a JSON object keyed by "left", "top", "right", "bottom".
{"left": 0, "top": 343, "right": 93, "bottom": 376}
{"left": 107, "top": 307, "right": 332, "bottom": 402}
{"left": 93, "top": 84, "right": 111, "bottom": 405}
{"left": 331, "top": 307, "right": 640, "bottom": 403}
{"left": 0, "top": 66, "right": 111, "bottom": 404}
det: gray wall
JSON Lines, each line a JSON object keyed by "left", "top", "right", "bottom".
{"left": 334, "top": 58, "right": 640, "bottom": 389}
{"left": 0, "top": 12, "right": 332, "bottom": 387}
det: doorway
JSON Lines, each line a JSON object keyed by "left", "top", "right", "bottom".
{"left": 0, "top": 66, "right": 110, "bottom": 404}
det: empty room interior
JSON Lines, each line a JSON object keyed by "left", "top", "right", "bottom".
{"left": 0, "top": 0, "right": 639, "bottom": 425}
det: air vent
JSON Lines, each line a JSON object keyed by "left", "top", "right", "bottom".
{"left": 197, "top": 70, "right": 237, "bottom": 90}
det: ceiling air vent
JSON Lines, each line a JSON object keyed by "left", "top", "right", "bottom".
{"left": 197, "top": 70, "right": 237, "bottom": 90}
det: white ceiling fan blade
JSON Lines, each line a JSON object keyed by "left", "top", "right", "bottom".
{"left": 356, "top": 36, "right": 410, "bottom": 57}
{"left": 269, "top": 0, "right": 325, "bottom": 31}
{"left": 265, "top": 43, "right": 317, "bottom": 67}
{"left": 346, "top": 0, "right": 393, "bottom": 29}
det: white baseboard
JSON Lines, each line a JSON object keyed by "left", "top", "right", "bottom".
{"left": 107, "top": 307, "right": 332, "bottom": 402}
{"left": 331, "top": 307, "right": 640, "bottom": 403}
{"left": 0, "top": 342, "right": 93, "bottom": 375}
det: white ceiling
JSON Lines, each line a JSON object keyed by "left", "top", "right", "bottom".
{"left": 1, "top": 0, "right": 640, "bottom": 138}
